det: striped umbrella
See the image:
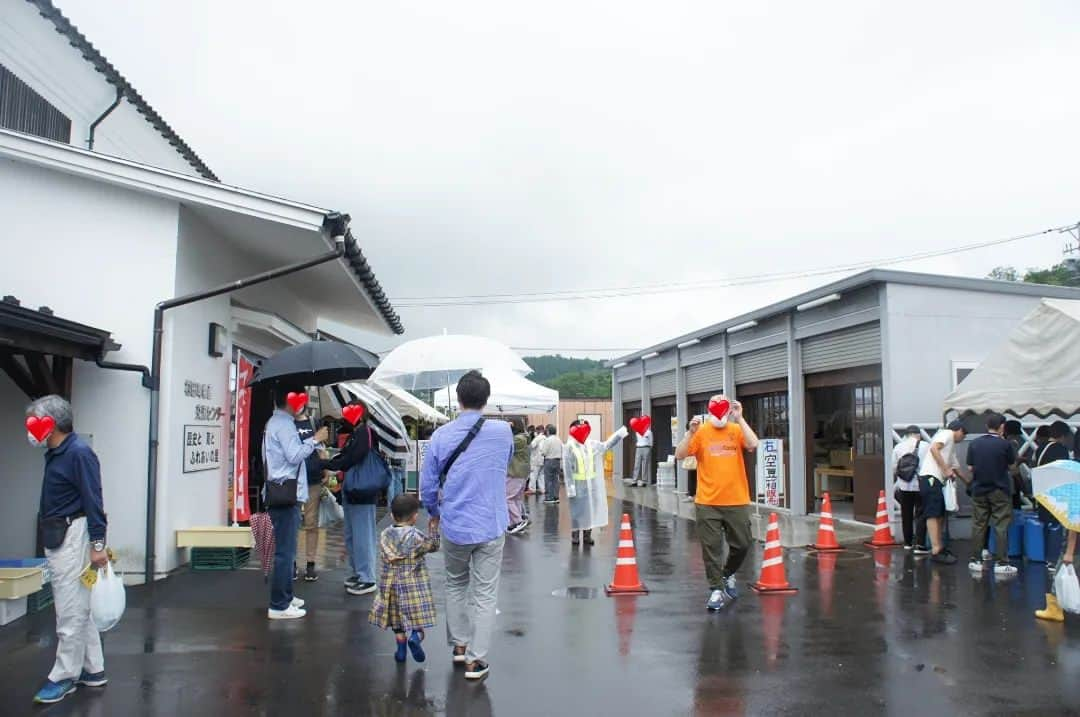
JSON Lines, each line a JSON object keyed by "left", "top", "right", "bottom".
{"left": 250, "top": 512, "right": 275, "bottom": 579}
{"left": 329, "top": 382, "right": 411, "bottom": 462}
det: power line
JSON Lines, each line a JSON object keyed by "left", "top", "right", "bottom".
{"left": 390, "top": 223, "right": 1072, "bottom": 307}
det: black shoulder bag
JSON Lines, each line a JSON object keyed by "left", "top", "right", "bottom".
{"left": 263, "top": 430, "right": 300, "bottom": 509}
{"left": 439, "top": 417, "right": 486, "bottom": 488}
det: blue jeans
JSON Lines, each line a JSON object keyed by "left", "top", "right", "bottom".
{"left": 269, "top": 505, "right": 301, "bottom": 610}
{"left": 344, "top": 502, "right": 377, "bottom": 583}
{"left": 388, "top": 466, "right": 405, "bottom": 504}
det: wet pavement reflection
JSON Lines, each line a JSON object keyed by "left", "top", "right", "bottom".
{"left": 2, "top": 493, "right": 1080, "bottom": 715}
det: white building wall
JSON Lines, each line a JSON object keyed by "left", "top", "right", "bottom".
{"left": 152, "top": 209, "right": 322, "bottom": 574}
{"left": 0, "top": 0, "right": 202, "bottom": 176}
{"left": 882, "top": 283, "right": 1044, "bottom": 426}
{"left": 0, "top": 158, "right": 179, "bottom": 579}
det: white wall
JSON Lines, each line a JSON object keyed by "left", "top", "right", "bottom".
{"left": 883, "top": 283, "right": 1043, "bottom": 425}
{"left": 0, "top": 0, "right": 203, "bottom": 176}
{"left": 0, "top": 159, "right": 179, "bottom": 579}
{"left": 152, "top": 209, "right": 323, "bottom": 573}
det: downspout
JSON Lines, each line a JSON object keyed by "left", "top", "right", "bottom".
{"left": 143, "top": 213, "right": 351, "bottom": 583}
{"left": 95, "top": 356, "right": 152, "bottom": 388}
{"left": 87, "top": 86, "right": 123, "bottom": 151}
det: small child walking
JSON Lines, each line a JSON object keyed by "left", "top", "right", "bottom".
{"left": 369, "top": 494, "right": 440, "bottom": 663}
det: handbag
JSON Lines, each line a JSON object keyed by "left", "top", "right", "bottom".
{"left": 344, "top": 427, "right": 392, "bottom": 503}
{"left": 39, "top": 513, "right": 82, "bottom": 550}
{"left": 262, "top": 431, "right": 299, "bottom": 509}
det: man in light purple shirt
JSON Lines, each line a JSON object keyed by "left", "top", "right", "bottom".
{"left": 421, "top": 370, "right": 512, "bottom": 681}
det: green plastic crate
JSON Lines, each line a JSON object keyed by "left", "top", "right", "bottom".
{"left": 27, "top": 583, "right": 53, "bottom": 613}
{"left": 191, "top": 547, "right": 250, "bottom": 571}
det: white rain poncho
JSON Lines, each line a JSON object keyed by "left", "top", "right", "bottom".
{"left": 562, "top": 427, "right": 629, "bottom": 532}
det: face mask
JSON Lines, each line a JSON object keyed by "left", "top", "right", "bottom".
{"left": 709, "top": 415, "right": 728, "bottom": 429}
{"left": 27, "top": 432, "right": 47, "bottom": 448}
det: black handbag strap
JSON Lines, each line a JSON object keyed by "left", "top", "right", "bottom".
{"left": 439, "top": 417, "right": 485, "bottom": 488}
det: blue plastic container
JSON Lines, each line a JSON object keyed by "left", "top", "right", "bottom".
{"left": 1009, "top": 514, "right": 1024, "bottom": 557}
{"left": 1025, "top": 517, "right": 1046, "bottom": 562}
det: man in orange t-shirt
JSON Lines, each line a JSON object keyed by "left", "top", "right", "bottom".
{"left": 675, "top": 394, "right": 760, "bottom": 611}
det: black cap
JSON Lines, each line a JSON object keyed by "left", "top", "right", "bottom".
{"left": 905, "top": 425, "right": 921, "bottom": 435}
{"left": 947, "top": 419, "right": 965, "bottom": 432}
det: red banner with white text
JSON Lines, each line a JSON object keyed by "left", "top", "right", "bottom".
{"left": 232, "top": 354, "right": 254, "bottom": 523}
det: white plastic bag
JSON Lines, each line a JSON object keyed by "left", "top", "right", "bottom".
{"left": 943, "top": 479, "right": 959, "bottom": 513}
{"left": 318, "top": 488, "right": 344, "bottom": 528}
{"left": 90, "top": 562, "right": 126, "bottom": 632}
{"left": 565, "top": 480, "right": 577, "bottom": 499}
{"left": 1055, "top": 564, "right": 1080, "bottom": 614}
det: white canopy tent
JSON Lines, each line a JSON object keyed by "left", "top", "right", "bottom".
{"left": 944, "top": 298, "right": 1080, "bottom": 418}
{"left": 434, "top": 369, "right": 559, "bottom": 415}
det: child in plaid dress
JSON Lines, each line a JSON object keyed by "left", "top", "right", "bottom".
{"left": 369, "top": 494, "right": 440, "bottom": 662}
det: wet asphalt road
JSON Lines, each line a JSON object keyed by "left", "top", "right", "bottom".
{"left": 2, "top": 494, "right": 1080, "bottom": 716}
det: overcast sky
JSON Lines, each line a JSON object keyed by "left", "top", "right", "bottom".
{"left": 59, "top": 1, "right": 1080, "bottom": 359}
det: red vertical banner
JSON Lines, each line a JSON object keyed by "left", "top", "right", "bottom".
{"left": 232, "top": 354, "right": 254, "bottom": 523}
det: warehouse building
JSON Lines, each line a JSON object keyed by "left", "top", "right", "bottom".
{"left": 609, "top": 269, "right": 1080, "bottom": 523}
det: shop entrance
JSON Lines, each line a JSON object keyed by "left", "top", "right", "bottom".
{"left": 739, "top": 382, "right": 790, "bottom": 507}
{"left": 804, "top": 366, "right": 884, "bottom": 523}
{"left": 650, "top": 400, "right": 675, "bottom": 483}
{"left": 621, "top": 401, "right": 641, "bottom": 481}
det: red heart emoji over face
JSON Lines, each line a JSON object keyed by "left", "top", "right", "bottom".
{"left": 286, "top": 392, "right": 308, "bottom": 413}
{"left": 707, "top": 399, "right": 731, "bottom": 421}
{"left": 629, "top": 415, "right": 652, "bottom": 436}
{"left": 569, "top": 422, "right": 592, "bottom": 444}
{"left": 26, "top": 415, "right": 55, "bottom": 442}
{"left": 342, "top": 404, "right": 365, "bottom": 425}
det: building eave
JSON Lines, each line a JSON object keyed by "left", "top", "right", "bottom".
{"left": 607, "top": 268, "right": 1080, "bottom": 366}
{"left": 26, "top": 0, "right": 218, "bottom": 181}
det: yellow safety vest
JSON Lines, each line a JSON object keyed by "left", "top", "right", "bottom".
{"left": 569, "top": 443, "right": 596, "bottom": 481}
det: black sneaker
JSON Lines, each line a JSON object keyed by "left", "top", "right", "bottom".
{"left": 292, "top": 563, "right": 299, "bottom": 581}
{"left": 346, "top": 582, "right": 376, "bottom": 596}
{"left": 465, "top": 661, "right": 490, "bottom": 680}
{"left": 304, "top": 563, "right": 318, "bottom": 582}
{"left": 344, "top": 575, "right": 361, "bottom": 589}
{"left": 931, "top": 551, "right": 957, "bottom": 565}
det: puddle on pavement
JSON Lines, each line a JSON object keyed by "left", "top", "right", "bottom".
{"left": 552, "top": 586, "right": 600, "bottom": 599}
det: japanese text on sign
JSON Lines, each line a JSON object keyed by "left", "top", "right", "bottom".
{"left": 755, "top": 438, "right": 785, "bottom": 508}
{"left": 184, "top": 381, "right": 212, "bottom": 400}
{"left": 184, "top": 424, "right": 222, "bottom": 473}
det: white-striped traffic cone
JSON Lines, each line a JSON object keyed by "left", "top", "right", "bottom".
{"left": 750, "top": 512, "right": 798, "bottom": 594}
{"left": 605, "top": 513, "right": 648, "bottom": 595}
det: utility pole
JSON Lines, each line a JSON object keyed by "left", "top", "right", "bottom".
{"left": 1061, "top": 221, "right": 1080, "bottom": 256}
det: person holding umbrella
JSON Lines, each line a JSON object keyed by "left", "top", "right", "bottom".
{"left": 264, "top": 385, "right": 328, "bottom": 620}
{"left": 325, "top": 400, "right": 378, "bottom": 596}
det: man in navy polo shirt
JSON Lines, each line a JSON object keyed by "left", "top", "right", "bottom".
{"left": 27, "top": 395, "right": 109, "bottom": 705}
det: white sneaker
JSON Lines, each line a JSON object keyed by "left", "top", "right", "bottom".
{"left": 268, "top": 604, "right": 306, "bottom": 620}
{"left": 981, "top": 549, "right": 992, "bottom": 561}
{"left": 994, "top": 563, "right": 1018, "bottom": 577}
{"left": 968, "top": 561, "right": 984, "bottom": 572}
{"left": 290, "top": 597, "right": 305, "bottom": 609}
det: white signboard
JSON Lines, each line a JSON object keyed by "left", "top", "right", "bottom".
{"left": 184, "top": 424, "right": 223, "bottom": 474}
{"left": 417, "top": 440, "right": 431, "bottom": 475}
{"left": 755, "top": 438, "right": 785, "bottom": 508}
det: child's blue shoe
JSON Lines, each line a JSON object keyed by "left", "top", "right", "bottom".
{"left": 394, "top": 637, "right": 408, "bottom": 663}
{"left": 408, "top": 630, "right": 426, "bottom": 663}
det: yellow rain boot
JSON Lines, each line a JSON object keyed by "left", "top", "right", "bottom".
{"left": 1035, "top": 593, "right": 1065, "bottom": 622}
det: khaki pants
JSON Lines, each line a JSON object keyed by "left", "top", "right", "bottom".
{"left": 695, "top": 504, "right": 753, "bottom": 589}
{"left": 300, "top": 485, "right": 322, "bottom": 564}
{"left": 970, "top": 489, "right": 1012, "bottom": 563}
{"left": 45, "top": 517, "right": 104, "bottom": 682}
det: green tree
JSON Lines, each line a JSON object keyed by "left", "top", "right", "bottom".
{"left": 987, "top": 259, "right": 1080, "bottom": 287}
{"left": 523, "top": 355, "right": 612, "bottom": 399}
{"left": 988, "top": 266, "right": 1019, "bottom": 282}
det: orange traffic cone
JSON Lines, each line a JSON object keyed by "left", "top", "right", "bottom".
{"left": 750, "top": 513, "right": 798, "bottom": 594}
{"left": 810, "top": 492, "right": 844, "bottom": 551}
{"left": 605, "top": 513, "right": 648, "bottom": 595}
{"left": 863, "top": 490, "right": 901, "bottom": 548}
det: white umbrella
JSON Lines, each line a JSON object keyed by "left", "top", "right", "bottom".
{"left": 1032, "top": 460, "right": 1080, "bottom": 532}
{"left": 434, "top": 369, "right": 559, "bottom": 415}
{"left": 371, "top": 334, "right": 532, "bottom": 391}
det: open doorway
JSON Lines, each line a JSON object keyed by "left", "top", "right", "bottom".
{"left": 804, "top": 367, "right": 884, "bottom": 523}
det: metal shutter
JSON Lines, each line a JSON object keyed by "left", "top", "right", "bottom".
{"left": 649, "top": 370, "right": 675, "bottom": 398}
{"left": 685, "top": 361, "right": 724, "bottom": 395}
{"left": 620, "top": 379, "right": 641, "bottom": 401}
{"left": 802, "top": 323, "right": 881, "bottom": 374}
{"left": 733, "top": 345, "right": 788, "bottom": 384}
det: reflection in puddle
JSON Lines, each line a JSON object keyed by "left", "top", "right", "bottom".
{"left": 552, "top": 586, "right": 600, "bottom": 599}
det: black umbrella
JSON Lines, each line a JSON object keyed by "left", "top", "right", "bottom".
{"left": 252, "top": 340, "right": 378, "bottom": 386}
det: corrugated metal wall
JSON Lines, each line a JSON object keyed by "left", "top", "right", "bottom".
{"left": 685, "top": 361, "right": 724, "bottom": 395}
{"left": 0, "top": 64, "right": 71, "bottom": 143}
{"left": 733, "top": 344, "right": 788, "bottom": 384}
{"left": 620, "top": 379, "right": 642, "bottom": 401}
{"left": 802, "top": 322, "right": 881, "bottom": 374}
{"left": 648, "top": 370, "right": 676, "bottom": 397}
